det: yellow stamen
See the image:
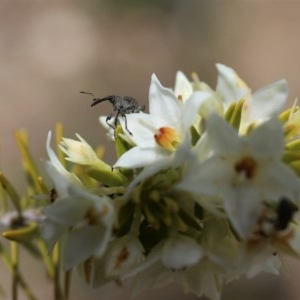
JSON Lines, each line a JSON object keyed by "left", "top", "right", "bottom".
{"left": 154, "top": 127, "right": 180, "bottom": 151}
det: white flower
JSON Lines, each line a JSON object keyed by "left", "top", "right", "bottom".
{"left": 216, "top": 64, "right": 288, "bottom": 131}
{"left": 99, "top": 116, "right": 115, "bottom": 140}
{"left": 174, "top": 71, "right": 193, "bottom": 102}
{"left": 59, "top": 134, "right": 99, "bottom": 165}
{"left": 41, "top": 132, "right": 115, "bottom": 268}
{"left": 45, "top": 131, "right": 82, "bottom": 197}
{"left": 91, "top": 233, "right": 145, "bottom": 287}
{"left": 125, "top": 234, "right": 202, "bottom": 277}
{"left": 236, "top": 199, "right": 300, "bottom": 277}
{"left": 55, "top": 131, "right": 126, "bottom": 187}
{"left": 216, "top": 64, "right": 250, "bottom": 108}
{"left": 42, "top": 184, "right": 115, "bottom": 270}
{"left": 175, "top": 70, "right": 224, "bottom": 122}
{"left": 0, "top": 209, "right": 44, "bottom": 229}
{"left": 125, "top": 230, "right": 234, "bottom": 300}
{"left": 242, "top": 79, "right": 287, "bottom": 126}
{"left": 177, "top": 114, "right": 300, "bottom": 237}
{"left": 113, "top": 74, "right": 211, "bottom": 169}
{"left": 122, "top": 234, "right": 202, "bottom": 296}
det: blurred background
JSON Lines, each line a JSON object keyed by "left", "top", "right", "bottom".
{"left": 0, "top": 0, "right": 300, "bottom": 299}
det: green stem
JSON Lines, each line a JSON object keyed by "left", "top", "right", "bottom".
{"left": 55, "top": 123, "right": 66, "bottom": 167}
{"left": 64, "top": 270, "right": 72, "bottom": 299}
{"left": 0, "top": 242, "right": 37, "bottom": 300}
{"left": 14, "top": 130, "right": 44, "bottom": 195}
{"left": 53, "top": 243, "right": 64, "bottom": 300}
{"left": 35, "top": 240, "right": 55, "bottom": 279}
{"left": 11, "top": 242, "right": 18, "bottom": 300}
{"left": 130, "top": 205, "right": 142, "bottom": 235}
{"left": 0, "top": 173, "right": 22, "bottom": 220}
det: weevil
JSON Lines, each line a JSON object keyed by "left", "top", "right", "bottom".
{"left": 275, "top": 197, "right": 298, "bottom": 231}
{"left": 81, "top": 92, "right": 145, "bottom": 135}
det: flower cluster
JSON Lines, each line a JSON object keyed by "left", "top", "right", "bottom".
{"left": 11, "top": 64, "right": 300, "bottom": 300}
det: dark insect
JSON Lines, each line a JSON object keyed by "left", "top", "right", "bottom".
{"left": 50, "top": 188, "right": 58, "bottom": 203}
{"left": 81, "top": 91, "right": 145, "bottom": 135}
{"left": 275, "top": 197, "right": 298, "bottom": 231}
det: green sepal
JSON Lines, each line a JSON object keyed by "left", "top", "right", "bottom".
{"left": 284, "top": 123, "right": 300, "bottom": 141}
{"left": 178, "top": 209, "right": 201, "bottom": 231}
{"left": 224, "top": 102, "right": 236, "bottom": 123}
{"left": 224, "top": 100, "right": 244, "bottom": 130}
{"left": 190, "top": 125, "right": 201, "bottom": 146}
{"left": 282, "top": 150, "right": 300, "bottom": 164}
{"left": 2, "top": 222, "right": 39, "bottom": 243}
{"left": 229, "top": 100, "right": 244, "bottom": 130}
{"left": 172, "top": 212, "right": 188, "bottom": 232}
{"left": 0, "top": 172, "right": 22, "bottom": 217}
{"left": 279, "top": 109, "right": 291, "bottom": 123}
{"left": 139, "top": 219, "right": 166, "bottom": 255}
{"left": 288, "top": 160, "right": 300, "bottom": 177}
{"left": 14, "top": 130, "right": 47, "bottom": 195}
{"left": 279, "top": 106, "right": 299, "bottom": 123}
{"left": 286, "top": 139, "right": 300, "bottom": 151}
{"left": 114, "top": 126, "right": 134, "bottom": 158}
{"left": 117, "top": 201, "right": 136, "bottom": 236}
{"left": 85, "top": 160, "right": 127, "bottom": 187}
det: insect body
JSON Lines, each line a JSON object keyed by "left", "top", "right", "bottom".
{"left": 81, "top": 92, "right": 145, "bottom": 135}
{"left": 275, "top": 197, "right": 298, "bottom": 231}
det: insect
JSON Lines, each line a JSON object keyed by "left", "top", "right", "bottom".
{"left": 275, "top": 197, "right": 298, "bottom": 231}
{"left": 81, "top": 91, "right": 145, "bottom": 135}
{"left": 248, "top": 197, "right": 298, "bottom": 242}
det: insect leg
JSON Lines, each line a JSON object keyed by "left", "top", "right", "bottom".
{"left": 114, "top": 111, "right": 120, "bottom": 128}
{"left": 106, "top": 113, "right": 115, "bottom": 130}
{"left": 122, "top": 113, "right": 133, "bottom": 135}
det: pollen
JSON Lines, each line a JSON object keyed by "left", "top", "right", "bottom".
{"left": 84, "top": 204, "right": 110, "bottom": 226}
{"left": 113, "top": 246, "right": 130, "bottom": 270}
{"left": 154, "top": 127, "right": 180, "bottom": 151}
{"left": 234, "top": 156, "right": 257, "bottom": 179}
{"left": 84, "top": 207, "right": 99, "bottom": 226}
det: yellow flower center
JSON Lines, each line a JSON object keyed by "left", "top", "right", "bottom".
{"left": 154, "top": 127, "right": 180, "bottom": 151}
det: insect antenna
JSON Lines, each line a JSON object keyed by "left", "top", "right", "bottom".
{"left": 90, "top": 97, "right": 112, "bottom": 107}
{"left": 80, "top": 91, "right": 95, "bottom": 96}
{"left": 80, "top": 91, "right": 110, "bottom": 107}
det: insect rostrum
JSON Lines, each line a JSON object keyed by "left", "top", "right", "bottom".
{"left": 81, "top": 92, "right": 145, "bottom": 135}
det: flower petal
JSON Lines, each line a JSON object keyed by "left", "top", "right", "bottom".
{"left": 176, "top": 156, "right": 233, "bottom": 197}
{"left": 216, "top": 64, "right": 250, "bottom": 108}
{"left": 206, "top": 114, "right": 242, "bottom": 155}
{"left": 42, "top": 196, "right": 89, "bottom": 226}
{"left": 248, "top": 79, "right": 288, "bottom": 122}
{"left": 63, "top": 225, "right": 108, "bottom": 270}
{"left": 223, "top": 186, "right": 262, "bottom": 238}
{"left": 181, "top": 91, "right": 212, "bottom": 130}
{"left": 149, "top": 74, "right": 181, "bottom": 128}
{"left": 174, "top": 71, "right": 193, "bottom": 102}
{"left": 162, "top": 235, "right": 202, "bottom": 270}
{"left": 259, "top": 161, "right": 300, "bottom": 200}
{"left": 247, "top": 118, "right": 284, "bottom": 159}
{"left": 40, "top": 219, "right": 65, "bottom": 251}
{"left": 114, "top": 146, "right": 166, "bottom": 168}
{"left": 124, "top": 157, "right": 172, "bottom": 197}
{"left": 119, "top": 113, "right": 155, "bottom": 147}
